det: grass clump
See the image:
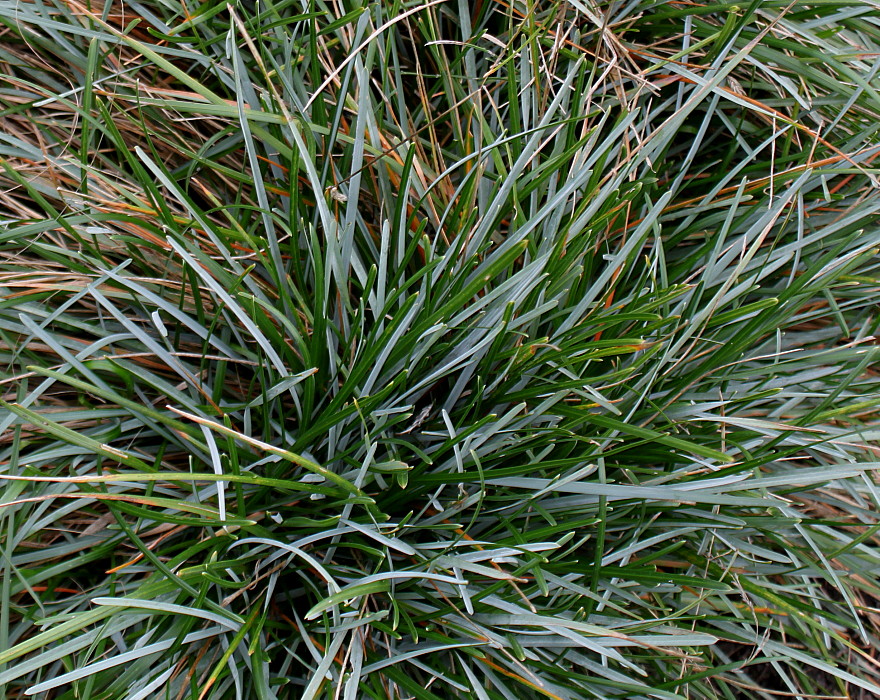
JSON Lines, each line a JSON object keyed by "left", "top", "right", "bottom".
{"left": 2, "top": 0, "right": 880, "bottom": 698}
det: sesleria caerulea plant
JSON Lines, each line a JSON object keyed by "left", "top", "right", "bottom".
{"left": 1, "top": 1, "right": 880, "bottom": 697}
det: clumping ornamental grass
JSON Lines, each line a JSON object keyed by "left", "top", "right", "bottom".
{"left": 2, "top": 0, "right": 880, "bottom": 698}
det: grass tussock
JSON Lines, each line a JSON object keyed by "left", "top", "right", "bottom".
{"left": 2, "top": 0, "right": 880, "bottom": 698}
